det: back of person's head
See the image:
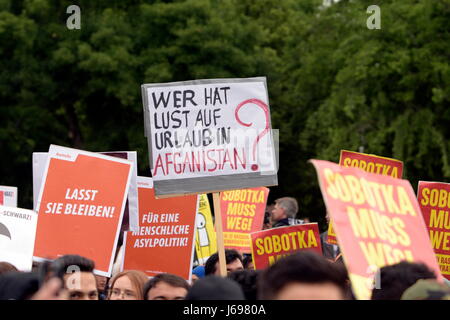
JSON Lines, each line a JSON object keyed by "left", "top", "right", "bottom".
{"left": 143, "top": 273, "right": 189, "bottom": 300}
{"left": 0, "top": 261, "right": 18, "bottom": 275}
{"left": 204, "top": 249, "right": 243, "bottom": 275}
{"left": 242, "top": 255, "right": 253, "bottom": 269}
{"left": 228, "top": 270, "right": 261, "bottom": 300}
{"left": 49, "top": 254, "right": 95, "bottom": 279}
{"left": 259, "top": 251, "right": 349, "bottom": 300}
{"left": 0, "top": 272, "right": 40, "bottom": 300}
{"left": 186, "top": 275, "right": 245, "bottom": 300}
{"left": 275, "top": 197, "right": 298, "bottom": 219}
{"left": 108, "top": 270, "right": 148, "bottom": 300}
{"left": 371, "top": 261, "right": 437, "bottom": 300}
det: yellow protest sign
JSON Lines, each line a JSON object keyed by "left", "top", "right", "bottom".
{"left": 195, "top": 194, "right": 217, "bottom": 264}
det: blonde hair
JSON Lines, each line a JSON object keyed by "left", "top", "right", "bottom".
{"left": 108, "top": 270, "right": 149, "bottom": 300}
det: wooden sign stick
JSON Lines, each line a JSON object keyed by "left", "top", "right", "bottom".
{"left": 213, "top": 192, "right": 227, "bottom": 277}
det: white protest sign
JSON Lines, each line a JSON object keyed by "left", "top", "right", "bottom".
{"left": 142, "top": 77, "right": 278, "bottom": 196}
{"left": 0, "top": 186, "right": 18, "bottom": 207}
{"left": 0, "top": 206, "right": 38, "bottom": 271}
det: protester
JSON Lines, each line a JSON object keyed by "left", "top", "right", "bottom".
{"left": 95, "top": 275, "right": 109, "bottom": 300}
{"left": 228, "top": 269, "right": 261, "bottom": 300}
{"left": 191, "top": 265, "right": 205, "bottom": 283}
{"left": 49, "top": 254, "right": 99, "bottom": 300}
{"left": 263, "top": 205, "right": 273, "bottom": 230}
{"left": 242, "top": 255, "right": 254, "bottom": 270}
{"left": 186, "top": 275, "right": 245, "bottom": 300}
{"left": 0, "top": 272, "right": 40, "bottom": 300}
{"left": 320, "top": 211, "right": 340, "bottom": 260}
{"left": 371, "top": 261, "right": 437, "bottom": 300}
{"left": 258, "top": 251, "right": 349, "bottom": 300}
{"left": 204, "top": 249, "right": 244, "bottom": 276}
{"left": 0, "top": 261, "right": 18, "bottom": 275}
{"left": 107, "top": 270, "right": 148, "bottom": 300}
{"left": 271, "top": 197, "right": 298, "bottom": 228}
{"left": 143, "top": 273, "right": 189, "bottom": 300}
{"left": 401, "top": 279, "right": 450, "bottom": 300}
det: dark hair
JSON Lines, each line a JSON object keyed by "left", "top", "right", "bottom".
{"left": 0, "top": 262, "right": 18, "bottom": 275}
{"left": 258, "top": 251, "right": 348, "bottom": 299}
{"left": 49, "top": 254, "right": 95, "bottom": 280}
{"left": 205, "top": 249, "right": 243, "bottom": 275}
{"left": 242, "top": 255, "right": 253, "bottom": 269}
{"left": 185, "top": 275, "right": 245, "bottom": 300}
{"left": 143, "top": 273, "right": 189, "bottom": 300}
{"left": 371, "top": 261, "right": 437, "bottom": 300}
{"left": 228, "top": 269, "right": 261, "bottom": 300}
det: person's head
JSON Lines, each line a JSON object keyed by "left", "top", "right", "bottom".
{"left": 263, "top": 205, "right": 274, "bottom": 229}
{"left": 271, "top": 197, "right": 298, "bottom": 223}
{"left": 191, "top": 266, "right": 205, "bottom": 284}
{"left": 243, "top": 255, "right": 254, "bottom": 270}
{"left": 371, "top": 261, "right": 437, "bottom": 300}
{"left": 186, "top": 275, "right": 245, "bottom": 300}
{"left": 49, "top": 254, "right": 98, "bottom": 300}
{"left": 259, "top": 251, "right": 349, "bottom": 300}
{"left": 143, "top": 273, "right": 189, "bottom": 300}
{"left": 0, "top": 262, "right": 18, "bottom": 275}
{"left": 95, "top": 275, "right": 109, "bottom": 300}
{"left": 228, "top": 269, "right": 261, "bottom": 300}
{"left": 401, "top": 279, "right": 450, "bottom": 300}
{"left": 204, "top": 249, "right": 244, "bottom": 276}
{"left": 108, "top": 270, "right": 148, "bottom": 300}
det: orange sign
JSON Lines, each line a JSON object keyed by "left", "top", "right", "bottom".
{"left": 311, "top": 160, "right": 442, "bottom": 299}
{"left": 122, "top": 177, "right": 198, "bottom": 280}
{"left": 250, "top": 224, "right": 322, "bottom": 270}
{"left": 417, "top": 181, "right": 450, "bottom": 280}
{"left": 33, "top": 145, "right": 133, "bottom": 276}
{"left": 220, "top": 187, "right": 269, "bottom": 253}
{"left": 339, "top": 150, "right": 403, "bottom": 178}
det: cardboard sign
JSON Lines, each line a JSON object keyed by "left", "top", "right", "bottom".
{"left": 33, "top": 151, "right": 139, "bottom": 232}
{"left": 310, "top": 159, "right": 442, "bottom": 300}
{"left": 220, "top": 187, "right": 269, "bottom": 253}
{"left": 0, "top": 186, "right": 18, "bottom": 207}
{"left": 250, "top": 223, "right": 322, "bottom": 270}
{"left": 195, "top": 194, "right": 217, "bottom": 265}
{"left": 417, "top": 181, "right": 450, "bottom": 280}
{"left": 33, "top": 145, "right": 133, "bottom": 277}
{"left": 122, "top": 177, "right": 198, "bottom": 280}
{"left": 0, "top": 206, "right": 38, "bottom": 271}
{"left": 142, "top": 77, "right": 278, "bottom": 196}
{"left": 327, "top": 221, "right": 338, "bottom": 245}
{"left": 339, "top": 150, "right": 403, "bottom": 178}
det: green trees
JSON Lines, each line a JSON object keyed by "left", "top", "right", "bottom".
{"left": 0, "top": 0, "right": 448, "bottom": 230}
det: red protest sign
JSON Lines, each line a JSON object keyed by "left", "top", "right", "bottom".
{"left": 0, "top": 191, "right": 3, "bottom": 205}
{"left": 122, "top": 177, "right": 198, "bottom": 280}
{"left": 339, "top": 150, "right": 403, "bottom": 179}
{"left": 417, "top": 181, "right": 450, "bottom": 280}
{"left": 250, "top": 224, "right": 322, "bottom": 270}
{"left": 311, "top": 159, "right": 442, "bottom": 300}
{"left": 220, "top": 187, "right": 269, "bottom": 253}
{"left": 33, "top": 145, "right": 133, "bottom": 276}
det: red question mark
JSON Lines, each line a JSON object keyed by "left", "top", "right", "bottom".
{"left": 235, "top": 98, "right": 270, "bottom": 171}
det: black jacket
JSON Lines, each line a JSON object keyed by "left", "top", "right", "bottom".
{"left": 272, "top": 218, "right": 290, "bottom": 228}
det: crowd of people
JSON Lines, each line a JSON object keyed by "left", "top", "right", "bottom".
{"left": 0, "top": 197, "right": 449, "bottom": 300}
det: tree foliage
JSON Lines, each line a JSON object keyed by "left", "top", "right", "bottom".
{"left": 0, "top": 0, "right": 448, "bottom": 230}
